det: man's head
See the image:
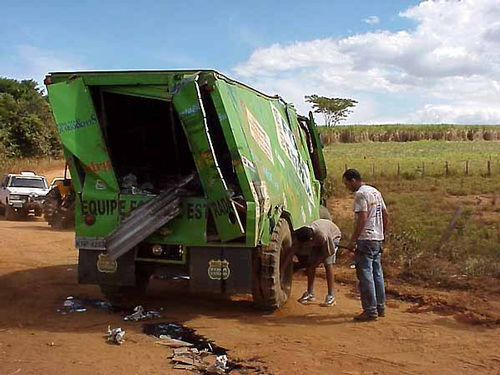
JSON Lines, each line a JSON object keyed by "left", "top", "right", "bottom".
{"left": 295, "top": 226, "right": 314, "bottom": 242}
{"left": 342, "top": 168, "right": 363, "bottom": 192}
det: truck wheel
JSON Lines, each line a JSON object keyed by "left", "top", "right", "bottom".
{"left": 319, "top": 205, "right": 332, "bottom": 220}
{"left": 43, "top": 189, "right": 62, "bottom": 227}
{"left": 252, "top": 218, "right": 294, "bottom": 310}
{"left": 5, "top": 204, "right": 16, "bottom": 221}
{"left": 99, "top": 266, "right": 152, "bottom": 307}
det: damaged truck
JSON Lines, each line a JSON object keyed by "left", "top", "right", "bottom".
{"left": 45, "top": 70, "right": 328, "bottom": 310}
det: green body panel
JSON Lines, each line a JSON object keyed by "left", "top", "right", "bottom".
{"left": 172, "top": 77, "right": 244, "bottom": 241}
{"left": 214, "top": 78, "right": 319, "bottom": 230}
{"left": 46, "top": 70, "right": 326, "bottom": 254}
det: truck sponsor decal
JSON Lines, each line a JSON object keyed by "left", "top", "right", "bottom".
{"left": 245, "top": 107, "right": 273, "bottom": 163}
{"left": 57, "top": 114, "right": 98, "bottom": 133}
{"left": 207, "top": 259, "right": 230, "bottom": 280}
{"left": 209, "top": 198, "right": 233, "bottom": 217}
{"left": 84, "top": 160, "right": 112, "bottom": 174}
{"left": 81, "top": 199, "right": 206, "bottom": 220}
{"left": 97, "top": 253, "right": 118, "bottom": 273}
{"left": 270, "top": 103, "right": 314, "bottom": 203}
{"left": 81, "top": 199, "right": 146, "bottom": 216}
{"left": 186, "top": 202, "right": 206, "bottom": 219}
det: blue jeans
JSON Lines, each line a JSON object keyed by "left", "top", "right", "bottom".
{"left": 355, "top": 240, "right": 386, "bottom": 315}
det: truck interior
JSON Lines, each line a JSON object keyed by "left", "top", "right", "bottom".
{"left": 90, "top": 90, "right": 201, "bottom": 194}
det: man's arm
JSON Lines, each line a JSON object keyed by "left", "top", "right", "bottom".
{"left": 348, "top": 211, "right": 368, "bottom": 251}
{"left": 382, "top": 208, "right": 389, "bottom": 236}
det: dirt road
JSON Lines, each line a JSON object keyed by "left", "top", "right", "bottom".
{"left": 1, "top": 215, "right": 499, "bottom": 375}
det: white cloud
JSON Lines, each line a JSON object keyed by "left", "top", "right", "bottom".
{"left": 233, "top": 0, "right": 500, "bottom": 124}
{"left": 3, "top": 45, "right": 88, "bottom": 89}
{"left": 364, "top": 16, "right": 380, "bottom": 25}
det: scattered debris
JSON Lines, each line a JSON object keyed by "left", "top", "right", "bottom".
{"left": 144, "top": 322, "right": 227, "bottom": 355}
{"left": 57, "top": 296, "right": 87, "bottom": 314}
{"left": 81, "top": 297, "right": 113, "bottom": 310}
{"left": 107, "top": 326, "right": 125, "bottom": 345}
{"left": 124, "top": 305, "right": 162, "bottom": 321}
{"left": 57, "top": 296, "right": 113, "bottom": 314}
{"left": 206, "top": 354, "right": 228, "bottom": 374}
{"left": 156, "top": 336, "right": 193, "bottom": 347}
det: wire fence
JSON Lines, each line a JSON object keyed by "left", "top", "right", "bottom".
{"left": 336, "top": 158, "right": 500, "bottom": 179}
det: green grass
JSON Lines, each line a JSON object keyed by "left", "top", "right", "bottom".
{"left": 324, "top": 140, "right": 500, "bottom": 178}
{"left": 325, "top": 140, "right": 500, "bottom": 283}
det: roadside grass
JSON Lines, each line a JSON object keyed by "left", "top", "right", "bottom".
{"left": 325, "top": 140, "right": 500, "bottom": 286}
{"left": 0, "top": 157, "right": 65, "bottom": 176}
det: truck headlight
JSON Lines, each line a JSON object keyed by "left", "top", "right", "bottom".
{"left": 9, "top": 195, "right": 21, "bottom": 200}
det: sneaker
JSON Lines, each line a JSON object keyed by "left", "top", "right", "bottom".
{"left": 353, "top": 311, "right": 378, "bottom": 322}
{"left": 323, "top": 294, "right": 336, "bottom": 307}
{"left": 377, "top": 307, "right": 385, "bottom": 317}
{"left": 298, "top": 291, "right": 315, "bottom": 304}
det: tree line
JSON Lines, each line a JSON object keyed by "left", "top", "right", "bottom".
{"left": 0, "top": 77, "right": 61, "bottom": 159}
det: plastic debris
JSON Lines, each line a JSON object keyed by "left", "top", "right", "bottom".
{"left": 144, "top": 322, "right": 226, "bottom": 355}
{"left": 123, "top": 305, "right": 161, "bottom": 321}
{"left": 107, "top": 326, "right": 125, "bottom": 345}
{"left": 156, "top": 336, "right": 193, "bottom": 347}
{"left": 58, "top": 296, "right": 87, "bottom": 314}
{"left": 57, "top": 296, "right": 114, "bottom": 314}
{"left": 206, "top": 355, "right": 228, "bottom": 375}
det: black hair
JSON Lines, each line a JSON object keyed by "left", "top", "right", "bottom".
{"left": 295, "top": 226, "right": 314, "bottom": 242}
{"left": 342, "top": 168, "right": 362, "bottom": 181}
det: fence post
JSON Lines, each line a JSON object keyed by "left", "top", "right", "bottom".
{"left": 372, "top": 163, "right": 375, "bottom": 177}
{"left": 487, "top": 160, "right": 491, "bottom": 177}
{"left": 465, "top": 160, "right": 469, "bottom": 176}
{"left": 344, "top": 163, "right": 348, "bottom": 172}
{"left": 397, "top": 163, "right": 400, "bottom": 178}
{"left": 422, "top": 161, "right": 425, "bottom": 177}
{"left": 445, "top": 161, "right": 449, "bottom": 176}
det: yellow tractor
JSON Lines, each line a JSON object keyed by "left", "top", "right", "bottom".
{"left": 43, "top": 166, "right": 75, "bottom": 229}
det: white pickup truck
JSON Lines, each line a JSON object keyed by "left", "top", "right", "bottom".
{"left": 0, "top": 172, "right": 49, "bottom": 220}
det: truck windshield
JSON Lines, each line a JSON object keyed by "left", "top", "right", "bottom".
{"left": 10, "top": 177, "right": 46, "bottom": 189}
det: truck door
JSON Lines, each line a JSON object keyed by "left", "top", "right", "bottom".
{"left": 173, "top": 79, "right": 245, "bottom": 241}
{"left": 46, "top": 78, "right": 118, "bottom": 191}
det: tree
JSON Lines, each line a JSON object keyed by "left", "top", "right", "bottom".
{"left": 305, "top": 95, "right": 357, "bottom": 126}
{"left": 0, "top": 77, "right": 60, "bottom": 158}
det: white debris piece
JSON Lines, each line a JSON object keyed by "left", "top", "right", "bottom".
{"left": 123, "top": 305, "right": 161, "bottom": 321}
{"left": 107, "top": 326, "right": 125, "bottom": 345}
{"left": 206, "top": 354, "right": 228, "bottom": 374}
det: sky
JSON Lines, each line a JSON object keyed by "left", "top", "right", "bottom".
{"left": 1, "top": 0, "right": 500, "bottom": 124}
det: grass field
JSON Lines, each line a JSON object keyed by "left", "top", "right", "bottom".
{"left": 0, "top": 157, "right": 64, "bottom": 177}
{"left": 324, "top": 140, "right": 500, "bottom": 283}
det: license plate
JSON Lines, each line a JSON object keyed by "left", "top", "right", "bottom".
{"left": 12, "top": 203, "right": 23, "bottom": 208}
{"left": 75, "top": 237, "right": 106, "bottom": 250}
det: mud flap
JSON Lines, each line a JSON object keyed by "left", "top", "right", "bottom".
{"left": 189, "top": 247, "right": 252, "bottom": 294}
{"left": 78, "top": 249, "right": 136, "bottom": 286}
{"left": 173, "top": 78, "right": 244, "bottom": 241}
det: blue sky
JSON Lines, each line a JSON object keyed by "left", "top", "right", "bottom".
{"left": 2, "top": 0, "right": 500, "bottom": 124}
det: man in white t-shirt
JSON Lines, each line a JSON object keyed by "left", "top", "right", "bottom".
{"left": 343, "top": 169, "right": 389, "bottom": 321}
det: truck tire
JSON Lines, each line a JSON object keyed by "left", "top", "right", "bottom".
{"left": 252, "top": 218, "right": 294, "bottom": 310}
{"left": 5, "top": 204, "right": 16, "bottom": 221}
{"left": 43, "top": 188, "right": 75, "bottom": 229}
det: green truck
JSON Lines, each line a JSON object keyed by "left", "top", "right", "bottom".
{"left": 45, "top": 70, "right": 328, "bottom": 310}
